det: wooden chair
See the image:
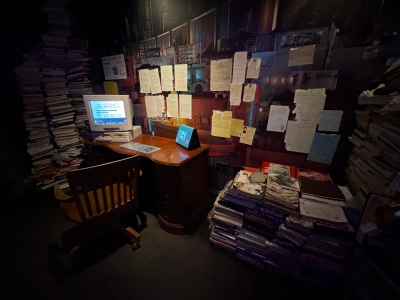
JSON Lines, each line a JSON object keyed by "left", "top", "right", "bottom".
{"left": 54, "top": 155, "right": 142, "bottom": 266}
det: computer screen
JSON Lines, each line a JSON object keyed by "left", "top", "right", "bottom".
{"left": 89, "top": 100, "right": 127, "bottom": 125}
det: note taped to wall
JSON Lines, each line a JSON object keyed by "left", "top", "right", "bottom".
{"left": 293, "top": 88, "right": 326, "bottom": 123}
{"left": 167, "top": 94, "right": 179, "bottom": 117}
{"left": 210, "top": 59, "right": 233, "bottom": 91}
{"left": 232, "top": 51, "right": 247, "bottom": 84}
{"left": 160, "top": 65, "right": 173, "bottom": 91}
{"left": 267, "top": 105, "right": 290, "bottom": 132}
{"left": 103, "top": 81, "right": 118, "bottom": 95}
{"left": 230, "top": 84, "right": 242, "bottom": 106}
{"left": 139, "top": 69, "right": 151, "bottom": 93}
{"left": 102, "top": 54, "right": 127, "bottom": 80}
{"left": 318, "top": 110, "right": 343, "bottom": 132}
{"left": 239, "top": 126, "right": 256, "bottom": 145}
{"left": 307, "top": 133, "right": 340, "bottom": 164}
{"left": 145, "top": 96, "right": 157, "bottom": 118}
{"left": 211, "top": 111, "right": 232, "bottom": 138}
{"left": 174, "top": 64, "right": 187, "bottom": 91}
{"left": 230, "top": 119, "right": 244, "bottom": 137}
{"left": 149, "top": 68, "right": 161, "bottom": 94}
{"left": 179, "top": 94, "right": 192, "bottom": 119}
{"left": 155, "top": 95, "right": 165, "bottom": 117}
{"left": 284, "top": 120, "right": 318, "bottom": 153}
{"left": 288, "top": 45, "right": 315, "bottom": 67}
{"left": 246, "top": 58, "right": 261, "bottom": 79}
{"left": 243, "top": 84, "right": 257, "bottom": 102}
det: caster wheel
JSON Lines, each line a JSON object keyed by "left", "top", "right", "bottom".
{"left": 131, "top": 243, "right": 140, "bottom": 251}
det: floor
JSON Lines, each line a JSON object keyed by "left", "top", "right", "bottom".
{"left": 1, "top": 196, "right": 339, "bottom": 300}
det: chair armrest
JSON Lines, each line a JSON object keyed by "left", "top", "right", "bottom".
{"left": 54, "top": 182, "right": 73, "bottom": 202}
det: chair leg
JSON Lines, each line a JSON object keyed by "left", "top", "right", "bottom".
{"left": 113, "top": 220, "right": 140, "bottom": 250}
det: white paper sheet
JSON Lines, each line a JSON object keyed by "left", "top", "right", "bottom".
{"left": 155, "top": 95, "right": 165, "bottom": 117}
{"left": 284, "top": 120, "right": 318, "bottom": 153}
{"left": 267, "top": 105, "right": 290, "bottom": 132}
{"left": 210, "top": 59, "right": 233, "bottom": 91}
{"left": 160, "top": 65, "right": 173, "bottom": 91}
{"left": 139, "top": 69, "right": 151, "bottom": 93}
{"left": 288, "top": 45, "right": 315, "bottom": 67}
{"left": 232, "top": 51, "right": 247, "bottom": 84}
{"left": 318, "top": 110, "right": 343, "bottom": 132}
{"left": 145, "top": 95, "right": 157, "bottom": 117}
{"left": 293, "top": 88, "right": 326, "bottom": 123}
{"left": 300, "top": 199, "right": 347, "bottom": 224}
{"left": 230, "top": 84, "right": 242, "bottom": 106}
{"left": 166, "top": 94, "right": 179, "bottom": 117}
{"left": 179, "top": 94, "right": 192, "bottom": 119}
{"left": 174, "top": 64, "right": 187, "bottom": 91}
{"left": 149, "top": 68, "right": 162, "bottom": 94}
{"left": 243, "top": 84, "right": 257, "bottom": 102}
{"left": 239, "top": 126, "right": 256, "bottom": 145}
{"left": 246, "top": 58, "right": 261, "bottom": 79}
{"left": 102, "top": 54, "right": 127, "bottom": 80}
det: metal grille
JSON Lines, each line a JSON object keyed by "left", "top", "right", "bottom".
{"left": 208, "top": 156, "right": 234, "bottom": 191}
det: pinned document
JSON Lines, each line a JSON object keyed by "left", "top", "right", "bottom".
{"left": 166, "top": 94, "right": 179, "bottom": 117}
{"left": 284, "top": 120, "right": 317, "bottom": 153}
{"left": 211, "top": 111, "right": 232, "bottom": 138}
{"left": 246, "top": 58, "right": 261, "bottom": 79}
{"left": 239, "top": 126, "right": 256, "bottom": 145}
{"left": 232, "top": 51, "right": 247, "bottom": 84}
{"left": 318, "top": 110, "right": 343, "bottom": 132}
{"left": 160, "top": 65, "right": 173, "bottom": 91}
{"left": 288, "top": 45, "right": 315, "bottom": 67}
{"left": 307, "top": 133, "right": 340, "bottom": 164}
{"left": 179, "top": 94, "right": 192, "bottom": 119}
{"left": 210, "top": 59, "right": 233, "bottom": 91}
{"left": 149, "top": 68, "right": 161, "bottom": 94}
{"left": 103, "top": 81, "right": 118, "bottom": 95}
{"left": 155, "top": 95, "right": 165, "bottom": 117}
{"left": 139, "top": 69, "right": 151, "bottom": 93}
{"left": 174, "top": 64, "right": 187, "bottom": 91}
{"left": 230, "top": 119, "right": 244, "bottom": 137}
{"left": 145, "top": 96, "right": 157, "bottom": 118}
{"left": 230, "top": 84, "right": 242, "bottom": 106}
{"left": 267, "top": 105, "right": 290, "bottom": 132}
{"left": 243, "top": 84, "right": 256, "bottom": 102}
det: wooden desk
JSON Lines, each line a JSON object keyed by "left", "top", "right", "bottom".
{"left": 86, "top": 135, "right": 210, "bottom": 235}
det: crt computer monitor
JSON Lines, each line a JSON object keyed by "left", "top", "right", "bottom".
{"left": 83, "top": 95, "right": 133, "bottom": 132}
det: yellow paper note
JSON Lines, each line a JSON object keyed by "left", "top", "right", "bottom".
{"left": 103, "top": 81, "right": 118, "bottom": 95}
{"left": 211, "top": 110, "right": 232, "bottom": 138}
{"left": 230, "top": 119, "right": 244, "bottom": 137}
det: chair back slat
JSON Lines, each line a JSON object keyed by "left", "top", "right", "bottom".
{"left": 66, "top": 156, "right": 141, "bottom": 221}
{"left": 91, "top": 182, "right": 101, "bottom": 214}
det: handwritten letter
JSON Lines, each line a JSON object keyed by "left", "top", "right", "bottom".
{"left": 267, "top": 105, "right": 290, "bottom": 132}
{"left": 167, "top": 94, "right": 179, "bottom": 117}
{"left": 139, "top": 69, "right": 151, "bottom": 93}
{"left": 174, "top": 64, "right": 187, "bottom": 91}
{"left": 149, "top": 68, "right": 162, "bottom": 94}
{"left": 246, "top": 58, "right": 261, "bottom": 79}
{"left": 230, "top": 84, "right": 242, "bottom": 106}
{"left": 288, "top": 45, "right": 315, "bottom": 67}
{"left": 145, "top": 96, "right": 157, "bottom": 117}
{"left": 318, "top": 110, "right": 343, "bottom": 132}
{"left": 210, "top": 59, "right": 233, "bottom": 91}
{"left": 155, "top": 95, "right": 165, "bottom": 117}
{"left": 232, "top": 51, "right": 247, "bottom": 84}
{"left": 160, "top": 65, "right": 173, "bottom": 91}
{"left": 284, "top": 120, "right": 318, "bottom": 153}
{"left": 230, "top": 119, "right": 244, "bottom": 137}
{"left": 243, "top": 84, "right": 257, "bottom": 102}
{"left": 211, "top": 111, "right": 232, "bottom": 138}
{"left": 179, "top": 94, "right": 192, "bottom": 119}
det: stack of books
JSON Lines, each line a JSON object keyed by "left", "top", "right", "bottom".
{"left": 346, "top": 109, "right": 400, "bottom": 209}
{"left": 209, "top": 168, "right": 354, "bottom": 291}
{"left": 65, "top": 39, "right": 93, "bottom": 132}
{"left": 14, "top": 45, "right": 55, "bottom": 175}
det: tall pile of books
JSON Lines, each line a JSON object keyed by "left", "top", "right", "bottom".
{"left": 14, "top": 43, "right": 57, "bottom": 189}
{"left": 209, "top": 166, "right": 355, "bottom": 292}
{"left": 66, "top": 38, "right": 93, "bottom": 132}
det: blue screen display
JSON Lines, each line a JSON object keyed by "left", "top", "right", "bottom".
{"left": 176, "top": 125, "right": 193, "bottom": 147}
{"left": 90, "top": 100, "right": 127, "bottom": 125}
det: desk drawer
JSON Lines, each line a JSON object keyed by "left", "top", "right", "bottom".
{"left": 157, "top": 187, "right": 179, "bottom": 208}
{"left": 155, "top": 165, "right": 180, "bottom": 184}
{"left": 159, "top": 205, "right": 182, "bottom": 224}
